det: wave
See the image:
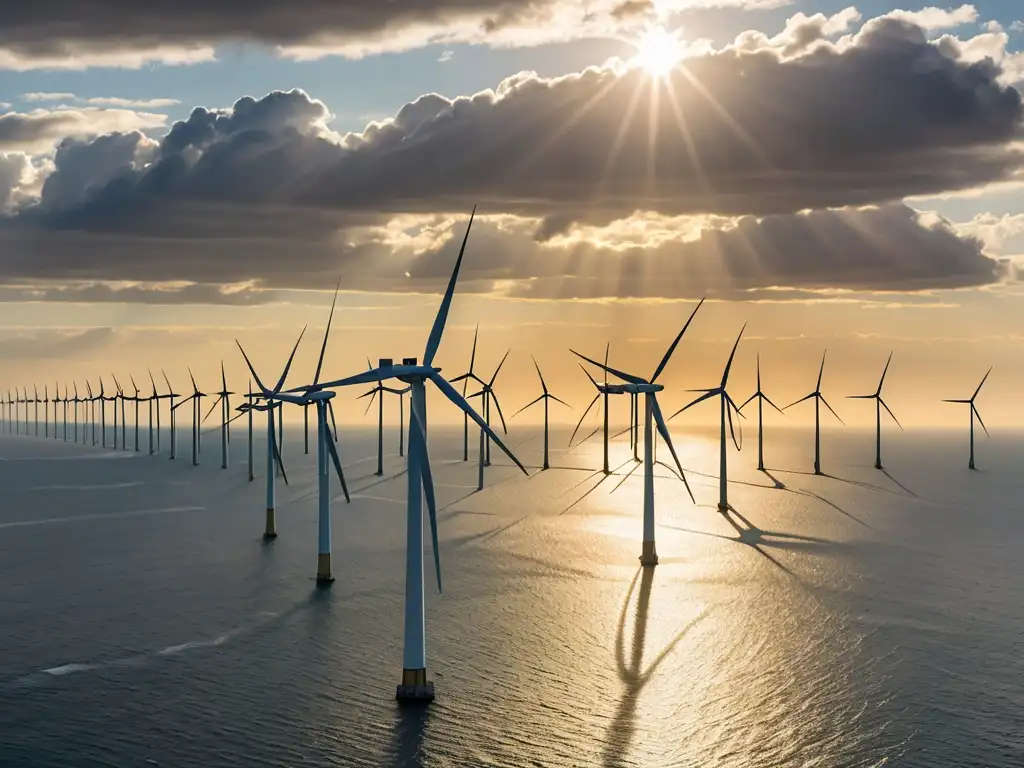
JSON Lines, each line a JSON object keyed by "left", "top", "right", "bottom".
{"left": 0, "top": 506, "right": 205, "bottom": 530}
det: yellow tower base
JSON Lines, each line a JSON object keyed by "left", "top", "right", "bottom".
{"left": 316, "top": 553, "right": 334, "bottom": 584}
{"left": 263, "top": 508, "right": 277, "bottom": 539}
{"left": 639, "top": 540, "right": 658, "bottom": 567}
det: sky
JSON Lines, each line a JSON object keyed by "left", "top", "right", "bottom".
{"left": 1, "top": 1, "right": 1024, "bottom": 428}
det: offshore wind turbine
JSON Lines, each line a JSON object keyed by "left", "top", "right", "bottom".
{"left": 146, "top": 372, "right": 158, "bottom": 455}
{"left": 129, "top": 375, "right": 142, "bottom": 452}
{"left": 848, "top": 352, "right": 902, "bottom": 470}
{"left": 33, "top": 384, "right": 39, "bottom": 437}
{"left": 943, "top": 367, "right": 991, "bottom": 470}
{"left": 671, "top": 324, "right": 746, "bottom": 513}
{"left": 241, "top": 283, "right": 350, "bottom": 582}
{"left": 738, "top": 355, "right": 784, "bottom": 472}
{"left": 358, "top": 358, "right": 410, "bottom": 476}
{"left": 42, "top": 385, "right": 49, "bottom": 438}
{"left": 292, "top": 208, "right": 527, "bottom": 701}
{"left": 86, "top": 381, "right": 97, "bottom": 446}
{"left": 473, "top": 350, "right": 510, "bottom": 467}
{"left": 784, "top": 351, "right": 843, "bottom": 476}
{"left": 202, "top": 362, "right": 234, "bottom": 470}
{"left": 569, "top": 343, "right": 616, "bottom": 474}
{"left": 72, "top": 382, "right": 80, "bottom": 443}
{"left": 573, "top": 298, "right": 703, "bottom": 567}
{"left": 174, "top": 369, "right": 206, "bottom": 466}
{"left": 112, "top": 374, "right": 128, "bottom": 450}
{"left": 451, "top": 324, "right": 484, "bottom": 462}
{"left": 512, "top": 356, "right": 571, "bottom": 470}
{"left": 239, "top": 334, "right": 303, "bottom": 539}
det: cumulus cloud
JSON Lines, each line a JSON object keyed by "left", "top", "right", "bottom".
{"left": 881, "top": 4, "right": 978, "bottom": 31}
{"left": 0, "top": 107, "right": 168, "bottom": 153}
{"left": 0, "top": 0, "right": 784, "bottom": 69}
{"left": 9, "top": 17, "right": 1022, "bottom": 230}
{"left": 957, "top": 212, "right": 1024, "bottom": 251}
{"left": 22, "top": 93, "right": 181, "bottom": 109}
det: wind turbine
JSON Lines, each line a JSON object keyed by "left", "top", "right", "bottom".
{"left": 71, "top": 382, "right": 80, "bottom": 443}
{"left": 359, "top": 358, "right": 412, "bottom": 475}
{"left": 239, "top": 336, "right": 302, "bottom": 539}
{"left": 111, "top": 374, "right": 127, "bottom": 451}
{"left": 32, "top": 384, "right": 39, "bottom": 437}
{"left": 512, "top": 356, "right": 570, "bottom": 470}
{"left": 98, "top": 377, "right": 110, "bottom": 448}
{"left": 784, "top": 351, "right": 843, "bottom": 476}
{"left": 202, "top": 362, "right": 234, "bottom": 470}
{"left": 240, "top": 284, "right": 350, "bottom": 582}
{"left": 174, "top": 368, "right": 206, "bottom": 466}
{"left": 129, "top": 375, "right": 143, "bottom": 452}
{"left": 671, "top": 325, "right": 746, "bottom": 513}
{"left": 291, "top": 208, "right": 527, "bottom": 701}
{"left": 42, "top": 385, "right": 50, "bottom": 439}
{"left": 472, "top": 350, "right": 510, "bottom": 467}
{"left": 848, "top": 353, "right": 902, "bottom": 470}
{"left": 573, "top": 298, "right": 703, "bottom": 567}
{"left": 569, "top": 343, "right": 616, "bottom": 474}
{"left": 738, "top": 355, "right": 784, "bottom": 472}
{"left": 451, "top": 324, "right": 483, "bottom": 462}
{"left": 943, "top": 368, "right": 991, "bottom": 470}
{"left": 146, "top": 371, "right": 158, "bottom": 455}
{"left": 161, "top": 370, "right": 178, "bottom": 459}
{"left": 247, "top": 382, "right": 254, "bottom": 481}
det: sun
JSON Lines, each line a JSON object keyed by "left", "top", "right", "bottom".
{"left": 633, "top": 26, "right": 683, "bottom": 77}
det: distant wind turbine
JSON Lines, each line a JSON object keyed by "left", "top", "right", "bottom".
{"left": 161, "top": 370, "right": 178, "bottom": 459}
{"left": 737, "top": 355, "right": 784, "bottom": 472}
{"left": 202, "top": 362, "right": 234, "bottom": 470}
{"left": 467, "top": 350, "right": 511, "bottom": 468}
{"left": 451, "top": 324, "right": 483, "bottom": 462}
{"left": 847, "top": 352, "right": 902, "bottom": 470}
{"left": 573, "top": 298, "right": 703, "bottom": 567}
{"left": 943, "top": 367, "right": 991, "bottom": 470}
{"left": 784, "top": 351, "right": 843, "bottom": 476}
{"left": 671, "top": 324, "right": 746, "bottom": 513}
{"left": 512, "top": 356, "right": 571, "bottom": 470}
{"left": 569, "top": 343, "right": 616, "bottom": 474}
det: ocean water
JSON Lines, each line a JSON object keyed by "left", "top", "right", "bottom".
{"left": 0, "top": 418, "right": 1021, "bottom": 767}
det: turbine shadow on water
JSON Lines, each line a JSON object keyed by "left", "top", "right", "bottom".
{"left": 390, "top": 705, "right": 430, "bottom": 767}
{"left": 603, "top": 567, "right": 707, "bottom": 768}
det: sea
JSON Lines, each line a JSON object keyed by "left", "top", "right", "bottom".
{"left": 0, "top": 417, "right": 1020, "bottom": 767}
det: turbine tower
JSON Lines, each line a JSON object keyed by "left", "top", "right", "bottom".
{"left": 847, "top": 352, "right": 902, "bottom": 470}
{"left": 784, "top": 351, "right": 843, "bottom": 475}
{"left": 943, "top": 367, "right": 991, "bottom": 470}
{"left": 569, "top": 343, "right": 616, "bottom": 474}
{"left": 202, "top": 362, "right": 234, "bottom": 470}
{"left": 672, "top": 324, "right": 746, "bottom": 513}
{"left": 292, "top": 208, "right": 527, "bottom": 702}
{"left": 512, "top": 356, "right": 571, "bottom": 470}
{"left": 451, "top": 324, "right": 483, "bottom": 462}
{"left": 738, "top": 355, "right": 783, "bottom": 472}
{"left": 161, "top": 370, "right": 178, "bottom": 459}
{"left": 359, "top": 359, "right": 410, "bottom": 476}
{"left": 573, "top": 298, "right": 703, "bottom": 567}
{"left": 242, "top": 284, "right": 351, "bottom": 582}
{"left": 129, "top": 375, "right": 142, "bottom": 452}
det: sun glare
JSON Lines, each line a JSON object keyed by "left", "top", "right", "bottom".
{"left": 633, "top": 27, "right": 683, "bottom": 77}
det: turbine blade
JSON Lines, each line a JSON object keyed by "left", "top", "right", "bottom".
{"left": 720, "top": 322, "right": 746, "bottom": 387}
{"left": 737, "top": 393, "right": 756, "bottom": 412}
{"left": 724, "top": 392, "right": 745, "bottom": 418}
{"left": 409, "top": 405, "right": 442, "bottom": 594}
{"left": 570, "top": 350, "right": 644, "bottom": 385}
{"left": 763, "top": 395, "right": 785, "bottom": 415}
{"left": 669, "top": 388, "right": 720, "bottom": 420}
{"left": 188, "top": 368, "right": 198, "bottom": 394}
{"left": 847, "top": 394, "right": 875, "bottom": 399}
{"left": 273, "top": 326, "right": 308, "bottom": 393}
{"left": 428, "top": 372, "right": 527, "bottom": 474}
{"left": 578, "top": 362, "right": 599, "bottom": 389}
{"left": 943, "top": 399, "right": 971, "bottom": 403}
{"left": 236, "top": 341, "right": 271, "bottom": 395}
{"left": 512, "top": 395, "right": 544, "bottom": 418}
{"left": 532, "top": 355, "right": 548, "bottom": 395}
{"left": 651, "top": 398, "right": 694, "bottom": 503}
{"left": 488, "top": 349, "right": 511, "bottom": 388}
{"left": 549, "top": 394, "right": 572, "bottom": 409}
{"left": 363, "top": 389, "right": 378, "bottom": 417}
{"left": 783, "top": 393, "right": 816, "bottom": 410}
{"left": 490, "top": 391, "right": 509, "bottom": 434}
{"left": 877, "top": 351, "right": 893, "bottom": 395}
{"left": 569, "top": 394, "right": 600, "bottom": 446}
{"left": 302, "top": 366, "right": 408, "bottom": 392}
{"left": 879, "top": 398, "right": 903, "bottom": 431}
{"left": 202, "top": 395, "right": 224, "bottom": 424}
{"left": 651, "top": 297, "right": 705, "bottom": 383}
{"left": 603, "top": 341, "right": 610, "bottom": 386}
{"left": 269, "top": 414, "right": 289, "bottom": 485}
{"left": 312, "top": 278, "right": 342, "bottom": 387}
{"left": 972, "top": 366, "right": 993, "bottom": 401}
{"left": 424, "top": 206, "right": 476, "bottom": 366}
{"left": 327, "top": 399, "right": 339, "bottom": 441}
{"left": 161, "top": 369, "right": 172, "bottom": 395}
{"left": 820, "top": 395, "right": 844, "bottom": 425}
{"left": 973, "top": 404, "right": 990, "bottom": 437}
{"left": 325, "top": 424, "right": 350, "bottom": 503}
{"left": 727, "top": 399, "right": 742, "bottom": 451}
{"left": 468, "top": 323, "right": 479, "bottom": 373}
{"left": 816, "top": 350, "right": 827, "bottom": 392}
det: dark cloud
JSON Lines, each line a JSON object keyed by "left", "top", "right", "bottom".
{"left": 0, "top": 327, "right": 115, "bottom": 360}
{"left": 10, "top": 19, "right": 1024, "bottom": 233}
{"left": 0, "top": 203, "right": 1003, "bottom": 301}
{"left": 0, "top": 108, "right": 166, "bottom": 152}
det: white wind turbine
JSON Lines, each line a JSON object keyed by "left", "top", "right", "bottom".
{"left": 671, "top": 324, "right": 746, "bottom": 513}
{"left": 943, "top": 367, "right": 991, "bottom": 470}
{"left": 572, "top": 299, "right": 704, "bottom": 566}
{"left": 201, "top": 362, "right": 234, "bottom": 470}
{"left": 239, "top": 283, "right": 350, "bottom": 582}
{"left": 848, "top": 352, "right": 902, "bottom": 470}
{"left": 738, "top": 355, "right": 784, "bottom": 472}
{"left": 512, "top": 356, "right": 571, "bottom": 470}
{"left": 784, "top": 351, "right": 843, "bottom": 476}
{"left": 289, "top": 208, "right": 527, "bottom": 702}
{"left": 161, "top": 370, "right": 179, "bottom": 459}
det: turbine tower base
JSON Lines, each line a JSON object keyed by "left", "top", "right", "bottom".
{"left": 316, "top": 554, "right": 334, "bottom": 585}
{"left": 263, "top": 508, "right": 277, "bottom": 539}
{"left": 639, "top": 540, "right": 658, "bottom": 567}
{"left": 396, "top": 669, "right": 435, "bottom": 702}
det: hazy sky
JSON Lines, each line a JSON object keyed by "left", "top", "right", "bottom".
{"left": 1, "top": 2, "right": 1023, "bottom": 427}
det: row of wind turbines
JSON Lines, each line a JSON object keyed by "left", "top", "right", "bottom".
{"left": 4, "top": 209, "right": 996, "bottom": 704}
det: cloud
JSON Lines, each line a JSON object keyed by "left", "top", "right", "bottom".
{"left": 0, "top": 203, "right": 1004, "bottom": 301}
{"left": 881, "top": 4, "right": 977, "bottom": 31}
{"left": 438, "top": 49, "right": 454, "bottom": 62}
{"left": 0, "top": 107, "right": 168, "bottom": 153}
{"left": 0, "top": 0, "right": 791, "bottom": 69}
{"left": 956, "top": 212, "right": 1024, "bottom": 251}
{"left": 9, "top": 16, "right": 1022, "bottom": 229}
{"left": 22, "top": 93, "right": 181, "bottom": 109}
{"left": 0, "top": 327, "right": 115, "bottom": 360}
